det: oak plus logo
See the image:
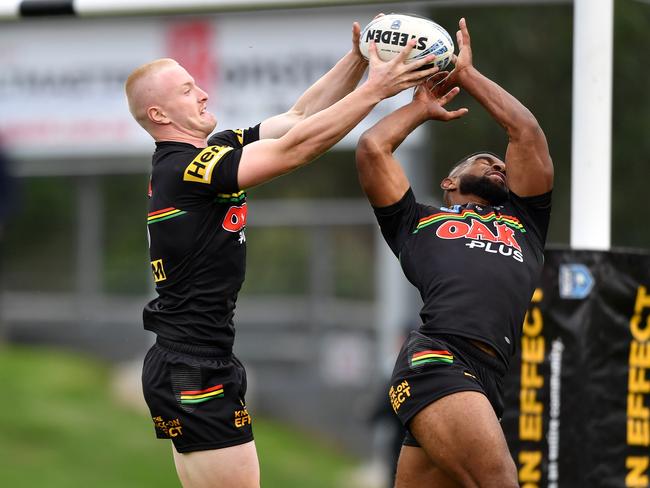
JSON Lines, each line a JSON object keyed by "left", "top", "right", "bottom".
{"left": 415, "top": 208, "right": 526, "bottom": 263}
{"left": 222, "top": 203, "right": 247, "bottom": 233}
{"left": 436, "top": 218, "right": 524, "bottom": 262}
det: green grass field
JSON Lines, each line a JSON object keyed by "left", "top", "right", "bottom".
{"left": 0, "top": 345, "right": 356, "bottom": 488}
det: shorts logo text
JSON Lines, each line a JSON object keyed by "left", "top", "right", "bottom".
{"left": 389, "top": 380, "right": 411, "bottom": 413}
{"left": 152, "top": 416, "right": 184, "bottom": 437}
{"left": 234, "top": 408, "right": 252, "bottom": 428}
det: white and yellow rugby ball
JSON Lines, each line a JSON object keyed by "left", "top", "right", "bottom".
{"left": 359, "top": 13, "right": 454, "bottom": 69}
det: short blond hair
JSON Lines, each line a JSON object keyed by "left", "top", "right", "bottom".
{"left": 125, "top": 58, "right": 178, "bottom": 127}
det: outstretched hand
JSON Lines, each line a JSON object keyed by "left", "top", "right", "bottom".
{"left": 434, "top": 17, "right": 475, "bottom": 96}
{"left": 453, "top": 18, "right": 473, "bottom": 76}
{"left": 414, "top": 74, "right": 469, "bottom": 121}
{"left": 365, "top": 38, "right": 440, "bottom": 100}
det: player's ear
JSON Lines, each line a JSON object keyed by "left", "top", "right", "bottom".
{"left": 148, "top": 106, "right": 170, "bottom": 125}
{"left": 441, "top": 177, "right": 456, "bottom": 191}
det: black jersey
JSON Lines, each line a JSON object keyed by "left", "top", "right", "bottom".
{"left": 374, "top": 188, "right": 551, "bottom": 366}
{"left": 143, "top": 125, "right": 260, "bottom": 350}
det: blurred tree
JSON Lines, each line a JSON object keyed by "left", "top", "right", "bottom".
{"left": 611, "top": 0, "right": 650, "bottom": 249}
{"left": 2, "top": 177, "right": 75, "bottom": 292}
{"left": 0, "top": 143, "right": 18, "bottom": 341}
{"left": 0, "top": 148, "right": 17, "bottom": 240}
{"left": 103, "top": 174, "right": 150, "bottom": 294}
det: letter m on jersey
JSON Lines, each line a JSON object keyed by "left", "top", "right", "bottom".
{"left": 183, "top": 146, "right": 234, "bottom": 184}
{"left": 151, "top": 259, "right": 167, "bottom": 282}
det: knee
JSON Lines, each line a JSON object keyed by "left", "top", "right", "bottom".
{"left": 474, "top": 455, "right": 519, "bottom": 488}
{"left": 451, "top": 453, "right": 518, "bottom": 488}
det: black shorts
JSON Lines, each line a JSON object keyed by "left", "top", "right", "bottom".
{"left": 142, "top": 337, "right": 254, "bottom": 453}
{"left": 388, "top": 330, "right": 507, "bottom": 447}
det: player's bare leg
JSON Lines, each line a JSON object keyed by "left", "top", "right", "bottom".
{"left": 395, "top": 445, "right": 461, "bottom": 488}
{"left": 395, "top": 391, "right": 518, "bottom": 488}
{"left": 172, "top": 440, "right": 260, "bottom": 488}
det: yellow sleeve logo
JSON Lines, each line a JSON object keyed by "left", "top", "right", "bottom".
{"left": 233, "top": 129, "right": 244, "bottom": 146}
{"left": 183, "top": 145, "right": 234, "bottom": 184}
{"left": 151, "top": 259, "right": 167, "bottom": 282}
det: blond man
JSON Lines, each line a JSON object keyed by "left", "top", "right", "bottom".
{"left": 126, "top": 21, "right": 438, "bottom": 488}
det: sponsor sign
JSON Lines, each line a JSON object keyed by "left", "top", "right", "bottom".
{"left": 0, "top": 10, "right": 422, "bottom": 158}
{"left": 502, "top": 248, "right": 650, "bottom": 487}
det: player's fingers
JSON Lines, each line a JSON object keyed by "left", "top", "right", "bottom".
{"left": 373, "top": 12, "right": 385, "bottom": 20}
{"left": 411, "top": 64, "right": 441, "bottom": 81}
{"left": 403, "top": 72, "right": 437, "bottom": 89}
{"left": 460, "top": 17, "right": 469, "bottom": 34}
{"left": 367, "top": 41, "right": 381, "bottom": 64}
{"left": 406, "top": 53, "right": 437, "bottom": 72}
{"left": 399, "top": 80, "right": 426, "bottom": 94}
{"left": 456, "top": 29, "right": 464, "bottom": 50}
{"left": 433, "top": 70, "right": 450, "bottom": 79}
{"left": 432, "top": 74, "right": 455, "bottom": 98}
{"left": 421, "top": 78, "right": 435, "bottom": 93}
{"left": 426, "top": 71, "right": 449, "bottom": 89}
{"left": 444, "top": 107, "right": 469, "bottom": 120}
{"left": 438, "top": 86, "right": 461, "bottom": 105}
{"left": 460, "top": 17, "right": 471, "bottom": 44}
{"left": 394, "top": 38, "right": 417, "bottom": 65}
{"left": 352, "top": 21, "right": 361, "bottom": 44}
{"left": 403, "top": 68, "right": 441, "bottom": 89}
{"left": 413, "top": 82, "right": 426, "bottom": 98}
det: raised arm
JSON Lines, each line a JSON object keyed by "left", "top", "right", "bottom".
{"left": 237, "top": 40, "right": 439, "bottom": 190}
{"left": 444, "top": 18, "right": 553, "bottom": 197}
{"left": 356, "top": 76, "right": 468, "bottom": 207}
{"left": 259, "top": 21, "right": 369, "bottom": 139}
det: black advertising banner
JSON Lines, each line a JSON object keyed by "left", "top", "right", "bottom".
{"left": 502, "top": 248, "right": 650, "bottom": 488}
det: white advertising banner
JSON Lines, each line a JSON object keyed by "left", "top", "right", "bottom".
{"left": 0, "top": 9, "right": 424, "bottom": 158}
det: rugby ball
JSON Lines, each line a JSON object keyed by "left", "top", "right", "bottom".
{"left": 359, "top": 13, "right": 454, "bottom": 69}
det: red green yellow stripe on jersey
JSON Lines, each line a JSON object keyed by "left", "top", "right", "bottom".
{"left": 215, "top": 191, "right": 246, "bottom": 204}
{"left": 414, "top": 210, "right": 525, "bottom": 234}
{"left": 180, "top": 384, "right": 225, "bottom": 404}
{"left": 147, "top": 207, "right": 187, "bottom": 224}
{"left": 410, "top": 350, "right": 454, "bottom": 367}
